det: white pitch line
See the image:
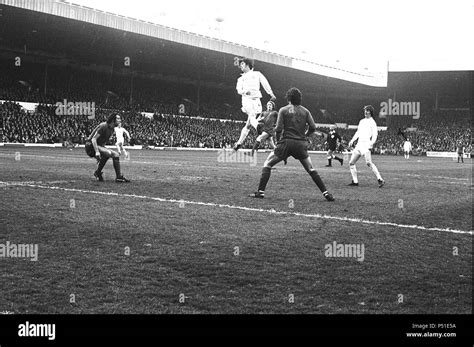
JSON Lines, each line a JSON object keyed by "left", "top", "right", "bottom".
{"left": 0, "top": 153, "right": 254, "bottom": 170}
{"left": 426, "top": 180, "right": 470, "bottom": 185}
{"left": 407, "top": 174, "right": 468, "bottom": 181}
{"left": 1, "top": 181, "right": 472, "bottom": 236}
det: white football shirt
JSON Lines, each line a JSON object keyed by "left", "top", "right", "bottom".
{"left": 403, "top": 141, "right": 412, "bottom": 151}
{"left": 236, "top": 70, "right": 273, "bottom": 99}
{"left": 352, "top": 117, "right": 378, "bottom": 148}
{"left": 114, "top": 127, "right": 129, "bottom": 143}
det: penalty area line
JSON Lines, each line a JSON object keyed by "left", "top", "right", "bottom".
{"left": 1, "top": 181, "right": 472, "bottom": 236}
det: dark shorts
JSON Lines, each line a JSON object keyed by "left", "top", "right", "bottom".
{"left": 261, "top": 127, "right": 275, "bottom": 136}
{"left": 274, "top": 139, "right": 309, "bottom": 160}
{"left": 85, "top": 141, "right": 95, "bottom": 157}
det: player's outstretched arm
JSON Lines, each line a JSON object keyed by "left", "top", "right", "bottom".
{"left": 349, "top": 126, "right": 360, "bottom": 147}
{"left": 91, "top": 132, "right": 101, "bottom": 159}
{"left": 258, "top": 72, "right": 275, "bottom": 99}
{"left": 370, "top": 121, "right": 378, "bottom": 147}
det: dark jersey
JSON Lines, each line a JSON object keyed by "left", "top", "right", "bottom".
{"left": 275, "top": 104, "right": 316, "bottom": 141}
{"left": 259, "top": 110, "right": 278, "bottom": 133}
{"left": 93, "top": 122, "right": 114, "bottom": 146}
{"left": 326, "top": 130, "right": 342, "bottom": 150}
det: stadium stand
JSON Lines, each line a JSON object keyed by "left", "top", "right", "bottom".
{"left": 0, "top": 4, "right": 471, "bottom": 157}
{"left": 1, "top": 97, "right": 471, "bottom": 155}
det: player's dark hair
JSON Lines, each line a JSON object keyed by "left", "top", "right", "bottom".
{"left": 106, "top": 113, "right": 118, "bottom": 124}
{"left": 363, "top": 105, "right": 375, "bottom": 117}
{"left": 286, "top": 87, "right": 302, "bottom": 105}
{"left": 238, "top": 58, "right": 254, "bottom": 69}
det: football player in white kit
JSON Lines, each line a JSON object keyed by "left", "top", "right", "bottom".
{"left": 114, "top": 122, "right": 131, "bottom": 159}
{"left": 233, "top": 58, "right": 276, "bottom": 151}
{"left": 348, "top": 105, "right": 385, "bottom": 187}
{"left": 403, "top": 139, "right": 412, "bottom": 159}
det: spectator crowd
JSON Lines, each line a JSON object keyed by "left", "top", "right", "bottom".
{"left": 1, "top": 58, "right": 471, "bottom": 156}
{"left": 1, "top": 100, "right": 471, "bottom": 156}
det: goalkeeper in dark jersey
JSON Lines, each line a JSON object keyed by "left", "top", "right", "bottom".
{"left": 325, "top": 124, "right": 344, "bottom": 167}
{"left": 249, "top": 87, "right": 334, "bottom": 201}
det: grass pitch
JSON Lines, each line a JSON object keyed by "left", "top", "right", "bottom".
{"left": 0, "top": 147, "right": 472, "bottom": 314}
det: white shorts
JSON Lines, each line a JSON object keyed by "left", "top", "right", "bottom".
{"left": 353, "top": 145, "right": 372, "bottom": 163}
{"left": 116, "top": 140, "right": 124, "bottom": 146}
{"left": 247, "top": 114, "right": 260, "bottom": 129}
{"left": 241, "top": 97, "right": 262, "bottom": 116}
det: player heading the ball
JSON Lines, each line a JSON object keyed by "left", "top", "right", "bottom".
{"left": 233, "top": 58, "right": 276, "bottom": 151}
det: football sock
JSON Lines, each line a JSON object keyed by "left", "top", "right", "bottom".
{"left": 350, "top": 164, "right": 358, "bottom": 183}
{"left": 97, "top": 156, "right": 109, "bottom": 173}
{"left": 269, "top": 138, "right": 276, "bottom": 149}
{"left": 258, "top": 166, "right": 272, "bottom": 192}
{"left": 112, "top": 157, "right": 121, "bottom": 178}
{"left": 309, "top": 170, "right": 327, "bottom": 193}
{"left": 328, "top": 158, "right": 332, "bottom": 166}
{"left": 237, "top": 127, "right": 250, "bottom": 145}
{"left": 335, "top": 156, "right": 342, "bottom": 163}
{"left": 368, "top": 163, "right": 382, "bottom": 181}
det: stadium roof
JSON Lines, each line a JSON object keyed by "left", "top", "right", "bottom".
{"left": 0, "top": 0, "right": 388, "bottom": 87}
{"left": 0, "top": 1, "right": 470, "bottom": 108}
